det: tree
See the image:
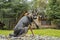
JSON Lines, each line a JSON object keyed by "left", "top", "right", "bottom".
{"left": 30, "top": 0, "right": 48, "bottom": 15}
{"left": 0, "top": 0, "right": 30, "bottom": 29}
{"left": 46, "top": 0, "right": 60, "bottom": 28}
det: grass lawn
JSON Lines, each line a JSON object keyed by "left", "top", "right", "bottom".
{"left": 0, "top": 29, "right": 60, "bottom": 37}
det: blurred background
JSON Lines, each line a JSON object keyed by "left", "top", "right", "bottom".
{"left": 0, "top": 0, "right": 60, "bottom": 30}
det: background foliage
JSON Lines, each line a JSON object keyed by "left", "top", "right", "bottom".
{"left": 46, "top": 0, "right": 60, "bottom": 28}
{"left": 0, "top": 0, "right": 29, "bottom": 29}
{"left": 0, "top": 0, "right": 60, "bottom": 30}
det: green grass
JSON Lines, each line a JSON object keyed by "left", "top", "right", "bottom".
{"left": 0, "top": 29, "right": 60, "bottom": 37}
{"left": 28, "top": 29, "right": 60, "bottom": 37}
{"left": 0, "top": 30, "right": 13, "bottom": 36}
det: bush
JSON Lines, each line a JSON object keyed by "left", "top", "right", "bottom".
{"left": 53, "top": 19, "right": 60, "bottom": 29}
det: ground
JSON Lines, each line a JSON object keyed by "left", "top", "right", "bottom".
{"left": 0, "top": 29, "right": 60, "bottom": 37}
